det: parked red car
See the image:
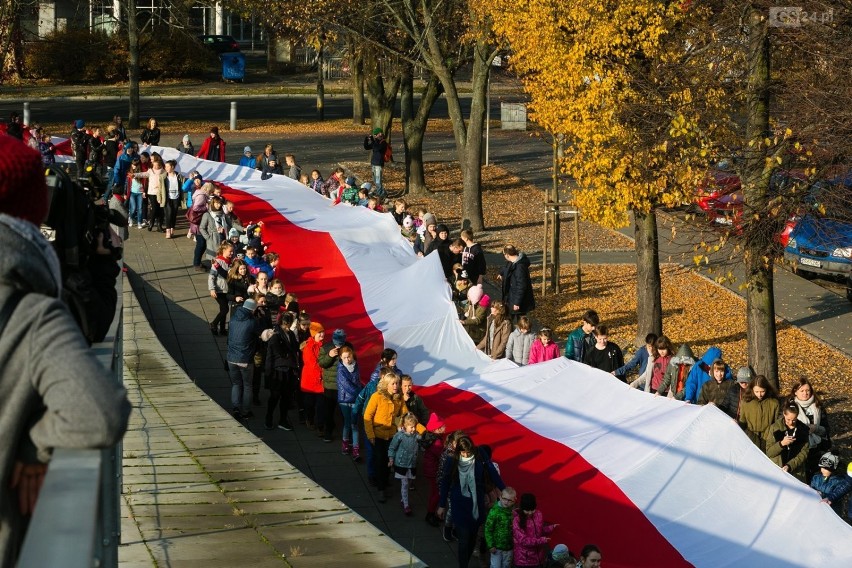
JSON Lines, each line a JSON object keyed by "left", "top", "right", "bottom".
{"left": 694, "top": 161, "right": 741, "bottom": 213}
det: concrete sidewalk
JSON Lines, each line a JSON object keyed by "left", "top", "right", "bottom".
{"left": 119, "top": 279, "right": 430, "bottom": 567}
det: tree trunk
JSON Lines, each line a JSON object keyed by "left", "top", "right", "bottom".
{"left": 363, "top": 49, "right": 400, "bottom": 138}
{"left": 0, "top": 1, "right": 22, "bottom": 83}
{"left": 742, "top": 7, "right": 778, "bottom": 382}
{"left": 401, "top": 68, "right": 441, "bottom": 196}
{"left": 126, "top": 0, "right": 140, "bottom": 129}
{"left": 351, "top": 47, "right": 365, "bottom": 125}
{"left": 316, "top": 42, "right": 325, "bottom": 121}
{"left": 633, "top": 209, "right": 663, "bottom": 345}
{"left": 422, "top": 26, "right": 490, "bottom": 231}
{"left": 458, "top": 41, "right": 491, "bottom": 232}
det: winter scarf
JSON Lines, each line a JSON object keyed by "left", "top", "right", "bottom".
{"left": 795, "top": 396, "right": 823, "bottom": 446}
{"left": 458, "top": 454, "right": 478, "bottom": 521}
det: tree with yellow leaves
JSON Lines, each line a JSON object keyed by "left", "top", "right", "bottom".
{"left": 488, "top": 0, "right": 731, "bottom": 342}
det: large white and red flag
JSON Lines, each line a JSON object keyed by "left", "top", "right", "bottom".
{"left": 157, "top": 148, "right": 852, "bottom": 567}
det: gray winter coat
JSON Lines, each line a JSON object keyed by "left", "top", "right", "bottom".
{"left": 199, "top": 210, "right": 230, "bottom": 260}
{"left": 505, "top": 329, "right": 534, "bottom": 366}
{"left": 0, "top": 215, "right": 130, "bottom": 566}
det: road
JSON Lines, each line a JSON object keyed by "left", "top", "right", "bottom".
{"left": 0, "top": 93, "right": 524, "bottom": 125}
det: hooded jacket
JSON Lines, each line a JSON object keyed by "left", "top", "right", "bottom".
{"left": 506, "top": 328, "right": 534, "bottom": 365}
{"left": 337, "top": 360, "right": 362, "bottom": 403}
{"left": 0, "top": 215, "right": 130, "bottom": 565}
{"left": 682, "top": 347, "right": 732, "bottom": 403}
{"left": 655, "top": 344, "right": 695, "bottom": 397}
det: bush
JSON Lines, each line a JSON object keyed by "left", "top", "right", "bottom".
{"left": 24, "top": 27, "right": 214, "bottom": 83}
{"left": 25, "top": 29, "right": 124, "bottom": 82}
{"left": 140, "top": 28, "right": 217, "bottom": 78}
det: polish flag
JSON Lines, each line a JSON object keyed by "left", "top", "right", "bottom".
{"left": 156, "top": 147, "right": 852, "bottom": 567}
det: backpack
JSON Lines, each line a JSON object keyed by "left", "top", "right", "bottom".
{"left": 383, "top": 142, "right": 393, "bottom": 163}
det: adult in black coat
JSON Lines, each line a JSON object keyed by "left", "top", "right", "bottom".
{"left": 265, "top": 312, "right": 300, "bottom": 430}
{"left": 498, "top": 244, "right": 535, "bottom": 320}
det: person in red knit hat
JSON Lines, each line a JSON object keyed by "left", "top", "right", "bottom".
{"left": 0, "top": 136, "right": 130, "bottom": 567}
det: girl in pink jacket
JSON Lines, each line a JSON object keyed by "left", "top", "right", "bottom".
{"left": 512, "top": 493, "right": 557, "bottom": 567}
{"left": 528, "top": 328, "right": 560, "bottom": 365}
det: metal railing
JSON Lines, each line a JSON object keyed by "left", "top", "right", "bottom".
{"left": 17, "top": 273, "right": 124, "bottom": 568}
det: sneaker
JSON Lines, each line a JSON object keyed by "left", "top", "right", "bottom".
{"left": 404, "top": 506, "right": 413, "bottom": 516}
{"left": 377, "top": 489, "right": 387, "bottom": 503}
{"left": 277, "top": 419, "right": 293, "bottom": 431}
{"left": 442, "top": 524, "right": 456, "bottom": 542}
{"left": 341, "top": 441, "right": 350, "bottom": 455}
{"left": 242, "top": 411, "right": 255, "bottom": 419}
{"left": 264, "top": 420, "right": 274, "bottom": 430}
{"left": 351, "top": 446, "right": 361, "bottom": 462}
{"left": 322, "top": 435, "right": 332, "bottom": 443}
{"left": 231, "top": 408, "right": 242, "bottom": 419}
{"left": 425, "top": 512, "right": 440, "bottom": 527}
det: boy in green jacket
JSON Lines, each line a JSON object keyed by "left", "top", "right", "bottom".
{"left": 485, "top": 487, "right": 517, "bottom": 568}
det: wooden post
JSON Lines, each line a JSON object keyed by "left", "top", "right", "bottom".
{"left": 542, "top": 204, "right": 549, "bottom": 296}
{"left": 575, "top": 208, "right": 582, "bottom": 294}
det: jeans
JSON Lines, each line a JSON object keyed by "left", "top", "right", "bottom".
{"left": 128, "top": 193, "right": 143, "bottom": 224}
{"left": 228, "top": 363, "right": 253, "bottom": 414}
{"left": 193, "top": 234, "right": 207, "bottom": 267}
{"left": 371, "top": 165, "right": 384, "bottom": 195}
{"left": 339, "top": 403, "right": 359, "bottom": 446}
{"left": 490, "top": 549, "right": 512, "bottom": 568}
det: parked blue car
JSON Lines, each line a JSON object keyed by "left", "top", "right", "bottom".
{"left": 784, "top": 179, "right": 852, "bottom": 279}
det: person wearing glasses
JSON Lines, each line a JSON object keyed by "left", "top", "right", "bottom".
{"left": 485, "top": 487, "right": 517, "bottom": 568}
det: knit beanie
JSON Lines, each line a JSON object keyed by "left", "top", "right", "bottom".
{"left": 210, "top": 126, "right": 219, "bottom": 135}
{"left": 426, "top": 413, "right": 445, "bottom": 431}
{"left": 372, "top": 127, "right": 382, "bottom": 135}
{"left": 309, "top": 322, "right": 325, "bottom": 337}
{"left": 0, "top": 136, "right": 49, "bottom": 226}
{"left": 467, "top": 284, "right": 483, "bottom": 306}
{"left": 551, "top": 544, "right": 572, "bottom": 563}
{"left": 332, "top": 328, "right": 346, "bottom": 347}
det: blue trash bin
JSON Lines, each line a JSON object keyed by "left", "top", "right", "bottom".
{"left": 221, "top": 52, "right": 245, "bottom": 82}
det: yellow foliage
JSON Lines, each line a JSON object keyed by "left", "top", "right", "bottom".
{"left": 485, "top": 0, "right": 731, "bottom": 229}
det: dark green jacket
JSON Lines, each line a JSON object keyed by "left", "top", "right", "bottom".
{"left": 318, "top": 341, "right": 353, "bottom": 390}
